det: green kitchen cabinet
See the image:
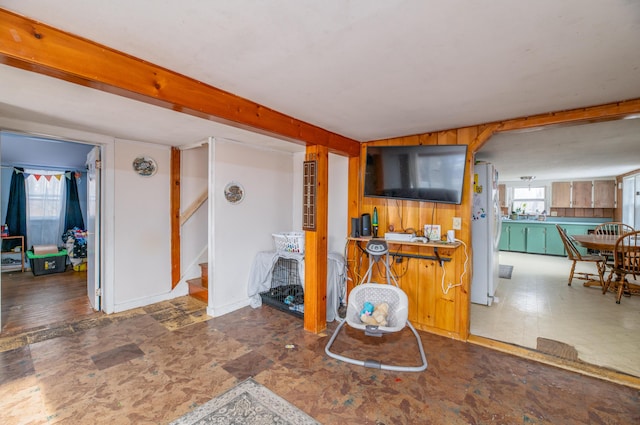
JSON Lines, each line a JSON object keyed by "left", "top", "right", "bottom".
{"left": 500, "top": 221, "right": 598, "bottom": 256}
{"left": 499, "top": 224, "right": 510, "bottom": 251}
{"left": 507, "top": 223, "right": 527, "bottom": 252}
{"left": 545, "top": 225, "right": 566, "bottom": 256}
{"left": 499, "top": 222, "right": 527, "bottom": 252}
{"left": 562, "top": 224, "right": 596, "bottom": 256}
{"left": 526, "top": 226, "right": 547, "bottom": 254}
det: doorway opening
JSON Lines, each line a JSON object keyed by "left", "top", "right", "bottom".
{"left": 0, "top": 130, "right": 102, "bottom": 334}
{"left": 471, "top": 117, "right": 640, "bottom": 379}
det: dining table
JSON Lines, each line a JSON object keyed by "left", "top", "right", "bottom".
{"left": 572, "top": 233, "right": 640, "bottom": 300}
{"left": 571, "top": 234, "right": 619, "bottom": 252}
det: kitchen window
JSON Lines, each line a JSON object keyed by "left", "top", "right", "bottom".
{"left": 512, "top": 187, "right": 545, "bottom": 215}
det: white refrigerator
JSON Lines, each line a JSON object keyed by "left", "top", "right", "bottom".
{"left": 471, "top": 162, "right": 501, "bottom": 306}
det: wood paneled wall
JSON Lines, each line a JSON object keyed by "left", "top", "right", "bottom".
{"left": 348, "top": 129, "right": 479, "bottom": 340}
{"left": 348, "top": 99, "right": 640, "bottom": 341}
{"left": 549, "top": 208, "right": 614, "bottom": 218}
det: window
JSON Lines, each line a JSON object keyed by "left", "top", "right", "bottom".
{"left": 512, "top": 186, "right": 545, "bottom": 214}
{"left": 25, "top": 169, "right": 67, "bottom": 247}
{"left": 26, "top": 171, "right": 65, "bottom": 219}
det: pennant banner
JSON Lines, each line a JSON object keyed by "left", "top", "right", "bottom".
{"left": 13, "top": 167, "right": 79, "bottom": 181}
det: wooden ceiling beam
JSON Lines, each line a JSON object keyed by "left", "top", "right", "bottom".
{"left": 498, "top": 99, "right": 640, "bottom": 132}
{"left": 466, "top": 99, "right": 640, "bottom": 153}
{"left": 0, "top": 8, "right": 361, "bottom": 157}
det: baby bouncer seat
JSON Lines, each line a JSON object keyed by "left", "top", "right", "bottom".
{"left": 325, "top": 239, "right": 427, "bottom": 372}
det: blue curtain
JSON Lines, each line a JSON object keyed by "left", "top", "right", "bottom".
{"left": 64, "top": 171, "right": 85, "bottom": 231}
{"left": 3, "top": 168, "right": 27, "bottom": 251}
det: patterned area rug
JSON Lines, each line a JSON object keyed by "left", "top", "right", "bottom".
{"left": 499, "top": 264, "right": 514, "bottom": 279}
{"left": 170, "top": 378, "right": 320, "bottom": 425}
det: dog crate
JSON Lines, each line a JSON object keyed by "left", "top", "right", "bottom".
{"left": 259, "top": 256, "right": 304, "bottom": 318}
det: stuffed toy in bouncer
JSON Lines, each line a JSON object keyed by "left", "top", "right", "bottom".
{"left": 360, "top": 301, "right": 389, "bottom": 327}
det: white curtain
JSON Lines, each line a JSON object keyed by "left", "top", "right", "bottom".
{"left": 25, "top": 169, "right": 67, "bottom": 248}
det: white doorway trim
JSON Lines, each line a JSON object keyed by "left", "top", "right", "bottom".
{"left": 0, "top": 120, "right": 116, "bottom": 320}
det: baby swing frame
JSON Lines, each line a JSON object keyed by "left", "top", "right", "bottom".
{"left": 325, "top": 239, "right": 428, "bottom": 372}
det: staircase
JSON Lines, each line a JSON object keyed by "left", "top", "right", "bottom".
{"left": 187, "top": 262, "right": 208, "bottom": 302}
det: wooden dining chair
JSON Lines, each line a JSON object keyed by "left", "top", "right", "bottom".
{"left": 555, "top": 225, "right": 606, "bottom": 287}
{"left": 603, "top": 230, "right": 640, "bottom": 303}
{"left": 594, "top": 222, "right": 634, "bottom": 263}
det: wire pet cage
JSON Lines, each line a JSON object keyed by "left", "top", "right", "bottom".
{"left": 259, "top": 256, "right": 304, "bottom": 318}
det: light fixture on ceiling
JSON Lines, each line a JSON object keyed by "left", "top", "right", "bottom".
{"left": 521, "top": 176, "right": 535, "bottom": 188}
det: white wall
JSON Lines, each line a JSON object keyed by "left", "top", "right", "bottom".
{"left": 113, "top": 139, "right": 173, "bottom": 307}
{"left": 328, "top": 153, "right": 348, "bottom": 254}
{"left": 209, "top": 138, "right": 294, "bottom": 316}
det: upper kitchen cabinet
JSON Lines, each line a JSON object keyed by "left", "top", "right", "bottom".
{"left": 551, "top": 180, "right": 616, "bottom": 208}
{"left": 498, "top": 184, "right": 507, "bottom": 208}
{"left": 572, "top": 181, "right": 593, "bottom": 208}
{"left": 593, "top": 180, "right": 616, "bottom": 208}
{"left": 551, "top": 182, "right": 571, "bottom": 208}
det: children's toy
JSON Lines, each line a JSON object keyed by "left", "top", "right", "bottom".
{"left": 372, "top": 302, "right": 389, "bottom": 326}
{"left": 360, "top": 302, "right": 374, "bottom": 316}
{"left": 360, "top": 302, "right": 389, "bottom": 327}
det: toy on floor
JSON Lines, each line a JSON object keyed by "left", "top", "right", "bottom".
{"left": 360, "top": 302, "right": 389, "bottom": 327}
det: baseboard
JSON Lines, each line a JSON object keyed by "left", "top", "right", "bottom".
{"left": 207, "top": 298, "right": 250, "bottom": 317}
{"left": 113, "top": 285, "right": 189, "bottom": 313}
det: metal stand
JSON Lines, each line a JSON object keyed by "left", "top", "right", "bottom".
{"left": 360, "top": 239, "right": 399, "bottom": 287}
{"left": 324, "top": 239, "right": 428, "bottom": 372}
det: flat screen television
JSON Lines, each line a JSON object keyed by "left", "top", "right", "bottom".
{"left": 364, "top": 144, "right": 468, "bottom": 204}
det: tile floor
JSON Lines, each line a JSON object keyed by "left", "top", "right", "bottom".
{"left": 1, "top": 296, "right": 640, "bottom": 424}
{"left": 471, "top": 251, "right": 640, "bottom": 377}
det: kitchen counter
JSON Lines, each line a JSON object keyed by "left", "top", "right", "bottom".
{"left": 501, "top": 219, "right": 608, "bottom": 226}
{"left": 500, "top": 219, "right": 607, "bottom": 255}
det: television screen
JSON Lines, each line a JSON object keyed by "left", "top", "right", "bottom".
{"left": 364, "top": 144, "right": 468, "bottom": 204}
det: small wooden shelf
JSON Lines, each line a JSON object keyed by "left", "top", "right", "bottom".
{"left": 348, "top": 236, "right": 461, "bottom": 249}
{"left": 347, "top": 236, "right": 461, "bottom": 264}
{"left": 1, "top": 235, "right": 25, "bottom": 272}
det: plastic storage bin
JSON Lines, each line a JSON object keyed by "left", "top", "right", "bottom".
{"left": 26, "top": 249, "right": 67, "bottom": 276}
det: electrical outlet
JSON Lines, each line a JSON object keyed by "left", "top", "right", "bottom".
{"left": 452, "top": 217, "right": 462, "bottom": 230}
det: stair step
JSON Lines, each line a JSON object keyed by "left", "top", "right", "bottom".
{"left": 199, "top": 262, "right": 208, "bottom": 289}
{"left": 187, "top": 277, "right": 208, "bottom": 303}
